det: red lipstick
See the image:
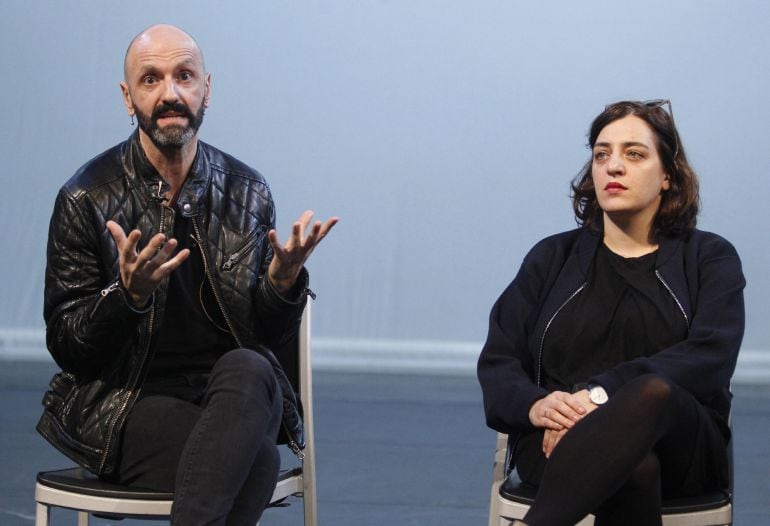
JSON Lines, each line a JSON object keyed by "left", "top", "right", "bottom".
{"left": 605, "top": 182, "right": 627, "bottom": 193}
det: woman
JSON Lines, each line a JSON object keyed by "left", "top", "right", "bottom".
{"left": 477, "top": 100, "right": 745, "bottom": 526}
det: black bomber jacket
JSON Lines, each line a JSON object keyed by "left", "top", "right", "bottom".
{"left": 37, "top": 131, "right": 308, "bottom": 476}
{"left": 478, "top": 227, "right": 745, "bottom": 446}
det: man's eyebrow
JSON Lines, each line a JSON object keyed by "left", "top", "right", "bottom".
{"left": 133, "top": 56, "right": 199, "bottom": 75}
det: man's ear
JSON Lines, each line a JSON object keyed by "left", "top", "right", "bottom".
{"left": 120, "top": 81, "right": 135, "bottom": 116}
{"left": 203, "top": 73, "right": 212, "bottom": 108}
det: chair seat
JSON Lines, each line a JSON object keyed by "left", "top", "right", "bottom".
{"left": 500, "top": 477, "right": 731, "bottom": 515}
{"left": 37, "top": 466, "right": 303, "bottom": 501}
{"left": 37, "top": 468, "right": 173, "bottom": 500}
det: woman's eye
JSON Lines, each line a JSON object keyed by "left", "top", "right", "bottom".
{"left": 593, "top": 151, "right": 609, "bottom": 161}
{"left": 627, "top": 151, "right": 644, "bottom": 159}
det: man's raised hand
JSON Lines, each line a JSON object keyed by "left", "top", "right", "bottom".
{"left": 267, "top": 210, "right": 338, "bottom": 294}
{"left": 106, "top": 220, "right": 190, "bottom": 308}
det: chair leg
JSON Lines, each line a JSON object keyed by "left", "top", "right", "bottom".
{"left": 488, "top": 480, "right": 502, "bottom": 526}
{"left": 302, "top": 474, "right": 318, "bottom": 526}
{"left": 35, "top": 502, "right": 49, "bottom": 526}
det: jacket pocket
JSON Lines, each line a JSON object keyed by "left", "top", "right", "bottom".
{"left": 42, "top": 371, "right": 77, "bottom": 413}
{"left": 221, "top": 225, "right": 267, "bottom": 272}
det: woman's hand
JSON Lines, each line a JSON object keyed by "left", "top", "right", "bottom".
{"left": 530, "top": 390, "right": 599, "bottom": 457}
{"left": 529, "top": 390, "right": 587, "bottom": 430}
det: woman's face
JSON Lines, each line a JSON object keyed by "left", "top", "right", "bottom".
{"left": 591, "top": 115, "right": 670, "bottom": 224}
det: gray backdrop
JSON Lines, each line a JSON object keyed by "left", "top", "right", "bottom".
{"left": 1, "top": 1, "right": 767, "bottom": 372}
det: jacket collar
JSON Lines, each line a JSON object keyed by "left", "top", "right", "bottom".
{"left": 575, "top": 226, "right": 692, "bottom": 320}
{"left": 126, "top": 131, "right": 210, "bottom": 216}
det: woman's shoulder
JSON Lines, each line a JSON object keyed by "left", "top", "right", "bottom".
{"left": 679, "top": 229, "right": 741, "bottom": 259}
{"left": 525, "top": 227, "right": 595, "bottom": 261}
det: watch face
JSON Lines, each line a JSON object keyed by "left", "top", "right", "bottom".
{"left": 590, "top": 386, "right": 608, "bottom": 405}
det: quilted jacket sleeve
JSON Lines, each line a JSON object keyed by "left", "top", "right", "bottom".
{"left": 250, "top": 192, "right": 309, "bottom": 351}
{"left": 44, "top": 189, "right": 147, "bottom": 377}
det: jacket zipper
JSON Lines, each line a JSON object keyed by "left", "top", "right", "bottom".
{"left": 284, "top": 422, "right": 305, "bottom": 461}
{"left": 192, "top": 218, "right": 305, "bottom": 459}
{"left": 536, "top": 283, "right": 586, "bottom": 386}
{"left": 221, "top": 226, "right": 266, "bottom": 272}
{"left": 192, "top": 217, "right": 242, "bottom": 347}
{"left": 99, "top": 203, "right": 167, "bottom": 473}
{"left": 655, "top": 270, "right": 690, "bottom": 327}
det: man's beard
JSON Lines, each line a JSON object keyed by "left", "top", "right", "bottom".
{"left": 135, "top": 101, "right": 205, "bottom": 150}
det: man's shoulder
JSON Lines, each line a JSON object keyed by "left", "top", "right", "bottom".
{"left": 61, "top": 140, "right": 129, "bottom": 199}
{"left": 200, "top": 141, "right": 267, "bottom": 185}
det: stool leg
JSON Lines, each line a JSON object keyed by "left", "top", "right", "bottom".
{"left": 77, "top": 510, "right": 89, "bottom": 526}
{"left": 35, "top": 502, "right": 49, "bottom": 526}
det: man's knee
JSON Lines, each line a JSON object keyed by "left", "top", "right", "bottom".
{"left": 210, "top": 348, "right": 278, "bottom": 393}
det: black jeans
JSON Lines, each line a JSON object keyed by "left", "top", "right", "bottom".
{"left": 114, "top": 348, "right": 284, "bottom": 526}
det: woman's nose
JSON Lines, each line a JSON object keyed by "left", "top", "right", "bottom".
{"left": 607, "top": 156, "right": 624, "bottom": 175}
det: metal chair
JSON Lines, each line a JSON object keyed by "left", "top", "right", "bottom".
{"left": 35, "top": 302, "right": 317, "bottom": 526}
{"left": 488, "top": 431, "right": 732, "bottom": 526}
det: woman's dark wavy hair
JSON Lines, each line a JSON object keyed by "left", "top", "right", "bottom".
{"left": 571, "top": 100, "right": 700, "bottom": 235}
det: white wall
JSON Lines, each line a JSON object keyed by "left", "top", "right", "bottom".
{"left": 1, "top": 1, "right": 767, "bottom": 376}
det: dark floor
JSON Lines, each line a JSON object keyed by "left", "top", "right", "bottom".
{"left": 1, "top": 361, "right": 768, "bottom": 525}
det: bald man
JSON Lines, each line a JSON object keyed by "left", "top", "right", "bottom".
{"left": 38, "top": 24, "right": 336, "bottom": 525}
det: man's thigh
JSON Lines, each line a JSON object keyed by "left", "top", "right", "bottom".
{"left": 115, "top": 394, "right": 202, "bottom": 490}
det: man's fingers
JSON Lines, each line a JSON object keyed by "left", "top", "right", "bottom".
{"left": 105, "top": 221, "right": 126, "bottom": 245}
{"left": 157, "top": 248, "right": 190, "bottom": 273}
{"left": 313, "top": 217, "right": 339, "bottom": 243}
{"left": 135, "top": 233, "right": 169, "bottom": 266}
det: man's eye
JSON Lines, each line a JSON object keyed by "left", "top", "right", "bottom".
{"left": 179, "top": 72, "right": 192, "bottom": 81}
{"left": 142, "top": 76, "right": 157, "bottom": 85}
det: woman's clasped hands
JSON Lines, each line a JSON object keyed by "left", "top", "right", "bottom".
{"left": 528, "top": 390, "right": 598, "bottom": 458}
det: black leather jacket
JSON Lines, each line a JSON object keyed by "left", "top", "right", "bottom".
{"left": 37, "top": 131, "right": 308, "bottom": 476}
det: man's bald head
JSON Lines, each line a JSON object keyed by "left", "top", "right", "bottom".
{"left": 123, "top": 24, "right": 206, "bottom": 81}
{"left": 120, "top": 24, "right": 211, "bottom": 152}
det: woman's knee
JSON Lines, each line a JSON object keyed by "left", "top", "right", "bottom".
{"left": 626, "top": 374, "right": 676, "bottom": 411}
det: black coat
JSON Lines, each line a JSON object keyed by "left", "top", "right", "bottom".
{"left": 38, "top": 132, "right": 308, "bottom": 475}
{"left": 477, "top": 227, "right": 745, "bottom": 444}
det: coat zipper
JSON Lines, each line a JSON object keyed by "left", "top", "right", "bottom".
{"left": 192, "top": 219, "right": 306, "bottom": 459}
{"left": 99, "top": 203, "right": 168, "bottom": 473}
{"left": 221, "top": 226, "right": 266, "bottom": 272}
{"left": 655, "top": 270, "right": 690, "bottom": 327}
{"left": 191, "top": 217, "right": 242, "bottom": 346}
{"left": 536, "top": 283, "right": 586, "bottom": 386}
{"left": 285, "top": 423, "right": 305, "bottom": 461}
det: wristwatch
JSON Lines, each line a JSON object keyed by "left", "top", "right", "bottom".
{"left": 588, "top": 384, "right": 608, "bottom": 405}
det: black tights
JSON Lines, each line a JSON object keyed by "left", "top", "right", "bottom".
{"left": 517, "top": 375, "right": 728, "bottom": 526}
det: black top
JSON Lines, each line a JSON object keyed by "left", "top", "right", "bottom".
{"left": 147, "top": 204, "right": 236, "bottom": 382}
{"left": 542, "top": 243, "right": 688, "bottom": 392}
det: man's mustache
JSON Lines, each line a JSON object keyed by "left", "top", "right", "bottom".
{"left": 152, "top": 102, "right": 195, "bottom": 122}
